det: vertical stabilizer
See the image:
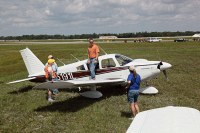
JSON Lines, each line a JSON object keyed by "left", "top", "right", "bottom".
{"left": 20, "top": 48, "right": 44, "bottom": 76}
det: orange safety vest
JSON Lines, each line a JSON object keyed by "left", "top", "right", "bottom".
{"left": 44, "top": 65, "right": 57, "bottom": 79}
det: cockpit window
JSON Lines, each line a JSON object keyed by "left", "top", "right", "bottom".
{"left": 101, "top": 58, "right": 116, "bottom": 68}
{"left": 115, "top": 54, "right": 133, "bottom": 66}
{"left": 76, "top": 65, "right": 86, "bottom": 70}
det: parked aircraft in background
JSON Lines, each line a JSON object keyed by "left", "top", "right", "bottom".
{"left": 8, "top": 48, "right": 172, "bottom": 98}
{"left": 146, "top": 37, "right": 162, "bottom": 42}
{"left": 174, "top": 38, "right": 189, "bottom": 42}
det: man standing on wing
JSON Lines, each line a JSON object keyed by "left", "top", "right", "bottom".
{"left": 87, "top": 38, "right": 100, "bottom": 80}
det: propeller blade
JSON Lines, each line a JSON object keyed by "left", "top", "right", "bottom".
{"left": 157, "top": 61, "right": 163, "bottom": 69}
{"left": 163, "top": 70, "right": 169, "bottom": 81}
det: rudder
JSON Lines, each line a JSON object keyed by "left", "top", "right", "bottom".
{"left": 20, "top": 48, "right": 44, "bottom": 77}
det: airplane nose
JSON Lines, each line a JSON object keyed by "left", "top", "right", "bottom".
{"left": 160, "top": 62, "right": 172, "bottom": 70}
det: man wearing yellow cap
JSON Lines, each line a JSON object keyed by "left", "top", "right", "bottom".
{"left": 44, "top": 55, "right": 59, "bottom": 102}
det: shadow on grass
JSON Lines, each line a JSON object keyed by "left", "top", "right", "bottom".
{"left": 120, "top": 111, "right": 132, "bottom": 118}
{"left": 98, "top": 85, "right": 126, "bottom": 97}
{"left": 8, "top": 85, "right": 34, "bottom": 94}
{"left": 34, "top": 85, "right": 126, "bottom": 112}
{"left": 35, "top": 96, "right": 100, "bottom": 112}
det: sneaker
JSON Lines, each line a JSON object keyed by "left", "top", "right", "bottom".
{"left": 48, "top": 98, "right": 55, "bottom": 102}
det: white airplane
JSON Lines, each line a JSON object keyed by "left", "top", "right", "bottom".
{"left": 8, "top": 48, "right": 172, "bottom": 98}
{"left": 126, "top": 106, "right": 200, "bottom": 133}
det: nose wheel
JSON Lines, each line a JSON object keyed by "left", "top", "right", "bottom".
{"left": 139, "top": 86, "right": 158, "bottom": 94}
{"left": 139, "top": 82, "right": 158, "bottom": 94}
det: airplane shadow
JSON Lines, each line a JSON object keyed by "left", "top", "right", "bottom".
{"left": 99, "top": 85, "right": 126, "bottom": 97}
{"left": 9, "top": 85, "right": 34, "bottom": 94}
{"left": 34, "top": 85, "right": 126, "bottom": 113}
{"left": 34, "top": 96, "right": 101, "bottom": 112}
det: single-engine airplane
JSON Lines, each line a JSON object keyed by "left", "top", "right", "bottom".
{"left": 8, "top": 48, "right": 172, "bottom": 98}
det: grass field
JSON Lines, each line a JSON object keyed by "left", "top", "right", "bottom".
{"left": 0, "top": 41, "right": 200, "bottom": 133}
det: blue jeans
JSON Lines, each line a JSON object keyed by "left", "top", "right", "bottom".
{"left": 89, "top": 58, "right": 97, "bottom": 79}
{"left": 52, "top": 78, "right": 59, "bottom": 94}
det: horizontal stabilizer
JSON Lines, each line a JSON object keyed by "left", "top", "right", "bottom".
{"left": 7, "top": 77, "right": 36, "bottom": 84}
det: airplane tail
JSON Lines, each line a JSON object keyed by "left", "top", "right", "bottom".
{"left": 20, "top": 48, "right": 45, "bottom": 77}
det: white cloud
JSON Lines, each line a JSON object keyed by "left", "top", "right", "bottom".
{"left": 0, "top": 0, "right": 199, "bottom": 36}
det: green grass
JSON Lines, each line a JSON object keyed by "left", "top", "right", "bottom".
{"left": 0, "top": 41, "right": 200, "bottom": 132}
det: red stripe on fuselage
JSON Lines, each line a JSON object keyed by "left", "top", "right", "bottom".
{"left": 72, "top": 66, "right": 128, "bottom": 79}
{"left": 30, "top": 66, "right": 128, "bottom": 82}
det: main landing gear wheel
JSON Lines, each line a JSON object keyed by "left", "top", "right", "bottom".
{"left": 79, "top": 85, "right": 103, "bottom": 98}
{"left": 139, "top": 86, "right": 158, "bottom": 94}
{"left": 80, "top": 90, "right": 103, "bottom": 98}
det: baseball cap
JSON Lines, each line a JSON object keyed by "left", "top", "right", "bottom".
{"left": 129, "top": 65, "right": 136, "bottom": 71}
{"left": 48, "top": 59, "right": 55, "bottom": 64}
{"left": 48, "top": 55, "right": 53, "bottom": 59}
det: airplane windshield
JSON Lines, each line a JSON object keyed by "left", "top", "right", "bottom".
{"left": 115, "top": 54, "right": 133, "bottom": 66}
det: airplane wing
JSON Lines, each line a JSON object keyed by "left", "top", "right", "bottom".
{"left": 7, "top": 77, "right": 37, "bottom": 84}
{"left": 33, "top": 78, "right": 126, "bottom": 89}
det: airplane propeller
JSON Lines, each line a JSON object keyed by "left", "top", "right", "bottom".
{"left": 134, "top": 61, "right": 170, "bottom": 81}
{"left": 163, "top": 70, "right": 169, "bottom": 81}
{"left": 157, "top": 61, "right": 163, "bottom": 69}
{"left": 157, "top": 61, "right": 169, "bottom": 81}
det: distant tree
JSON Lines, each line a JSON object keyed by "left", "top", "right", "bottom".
{"left": 1, "top": 31, "right": 200, "bottom": 40}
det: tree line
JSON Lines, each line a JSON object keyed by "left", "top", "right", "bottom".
{"left": 0, "top": 31, "right": 199, "bottom": 40}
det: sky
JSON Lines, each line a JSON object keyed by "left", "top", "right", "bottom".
{"left": 0, "top": 0, "right": 200, "bottom": 36}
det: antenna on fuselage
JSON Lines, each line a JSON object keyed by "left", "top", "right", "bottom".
{"left": 70, "top": 54, "right": 80, "bottom": 62}
{"left": 99, "top": 46, "right": 107, "bottom": 55}
{"left": 156, "top": 49, "right": 161, "bottom": 61}
{"left": 56, "top": 58, "right": 66, "bottom": 66}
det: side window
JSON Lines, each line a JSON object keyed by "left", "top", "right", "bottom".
{"left": 101, "top": 58, "right": 116, "bottom": 68}
{"left": 76, "top": 65, "right": 85, "bottom": 70}
{"left": 115, "top": 55, "right": 133, "bottom": 66}
{"left": 116, "top": 57, "right": 124, "bottom": 66}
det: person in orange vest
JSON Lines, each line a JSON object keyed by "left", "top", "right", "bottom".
{"left": 44, "top": 59, "right": 57, "bottom": 80}
{"left": 44, "top": 55, "right": 59, "bottom": 102}
{"left": 46, "top": 55, "right": 58, "bottom": 75}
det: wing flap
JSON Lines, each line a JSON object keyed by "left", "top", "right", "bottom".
{"left": 69, "top": 78, "right": 126, "bottom": 86}
{"left": 33, "top": 78, "right": 125, "bottom": 89}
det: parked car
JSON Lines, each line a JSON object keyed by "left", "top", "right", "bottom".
{"left": 174, "top": 38, "right": 188, "bottom": 42}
